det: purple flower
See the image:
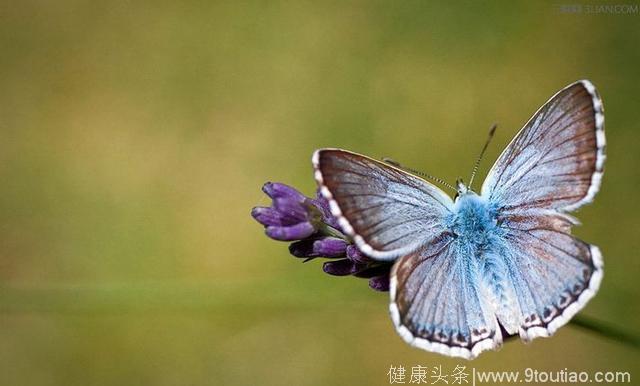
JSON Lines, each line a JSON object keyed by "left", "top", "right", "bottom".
{"left": 252, "top": 181, "right": 392, "bottom": 291}
{"left": 251, "top": 182, "right": 321, "bottom": 241}
{"left": 310, "top": 190, "right": 341, "bottom": 230}
{"left": 368, "top": 275, "right": 390, "bottom": 291}
{"left": 289, "top": 237, "right": 348, "bottom": 259}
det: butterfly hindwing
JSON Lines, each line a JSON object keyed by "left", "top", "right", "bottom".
{"left": 497, "top": 213, "right": 603, "bottom": 340}
{"left": 313, "top": 149, "right": 453, "bottom": 261}
{"left": 391, "top": 235, "right": 502, "bottom": 359}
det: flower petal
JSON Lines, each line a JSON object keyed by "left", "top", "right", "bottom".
{"left": 288, "top": 239, "right": 314, "bottom": 257}
{"left": 289, "top": 237, "right": 347, "bottom": 258}
{"left": 346, "top": 245, "right": 371, "bottom": 263}
{"left": 313, "top": 237, "right": 348, "bottom": 257}
{"left": 352, "top": 264, "right": 391, "bottom": 278}
{"left": 322, "top": 259, "right": 356, "bottom": 276}
{"left": 263, "top": 182, "right": 306, "bottom": 202}
{"left": 251, "top": 207, "right": 285, "bottom": 227}
{"left": 266, "top": 222, "right": 315, "bottom": 241}
{"left": 368, "top": 275, "right": 390, "bottom": 291}
{"left": 273, "top": 198, "right": 310, "bottom": 223}
{"left": 312, "top": 190, "right": 341, "bottom": 229}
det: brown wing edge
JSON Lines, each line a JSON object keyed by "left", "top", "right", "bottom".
{"left": 563, "top": 80, "right": 606, "bottom": 212}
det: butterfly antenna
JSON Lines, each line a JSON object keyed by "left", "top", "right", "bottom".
{"left": 468, "top": 123, "right": 497, "bottom": 189}
{"left": 383, "top": 158, "right": 457, "bottom": 193}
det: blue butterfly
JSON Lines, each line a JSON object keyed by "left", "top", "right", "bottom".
{"left": 312, "top": 80, "right": 605, "bottom": 359}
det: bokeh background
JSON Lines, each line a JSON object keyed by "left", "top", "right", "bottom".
{"left": 1, "top": 1, "right": 639, "bottom": 385}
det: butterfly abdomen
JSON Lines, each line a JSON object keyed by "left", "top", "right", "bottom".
{"left": 445, "top": 193, "right": 523, "bottom": 330}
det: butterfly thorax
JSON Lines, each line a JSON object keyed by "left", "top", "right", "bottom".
{"left": 447, "top": 192, "right": 501, "bottom": 248}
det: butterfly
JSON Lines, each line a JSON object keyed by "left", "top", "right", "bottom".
{"left": 312, "top": 80, "right": 605, "bottom": 359}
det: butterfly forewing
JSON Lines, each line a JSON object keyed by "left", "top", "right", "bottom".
{"left": 313, "top": 149, "right": 453, "bottom": 261}
{"left": 481, "top": 80, "right": 605, "bottom": 212}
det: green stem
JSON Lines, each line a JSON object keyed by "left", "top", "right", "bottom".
{"left": 319, "top": 223, "right": 348, "bottom": 240}
{"left": 570, "top": 315, "right": 640, "bottom": 349}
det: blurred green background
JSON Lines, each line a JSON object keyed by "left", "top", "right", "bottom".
{"left": 0, "top": 1, "right": 639, "bottom": 385}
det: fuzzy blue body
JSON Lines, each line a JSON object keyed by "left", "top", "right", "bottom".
{"left": 447, "top": 192, "right": 502, "bottom": 249}
{"left": 444, "top": 191, "right": 519, "bottom": 332}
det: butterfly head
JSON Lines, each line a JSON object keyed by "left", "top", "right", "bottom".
{"left": 455, "top": 178, "right": 471, "bottom": 199}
